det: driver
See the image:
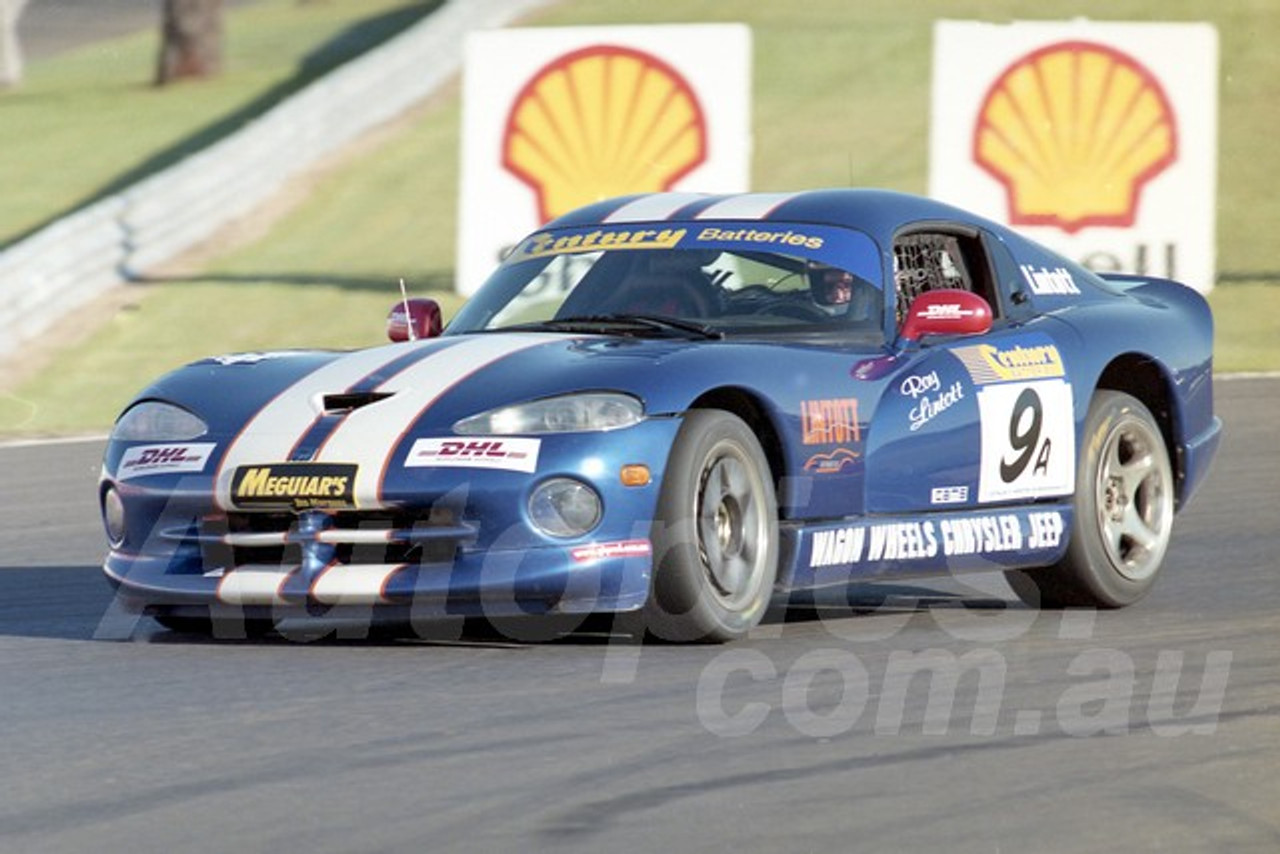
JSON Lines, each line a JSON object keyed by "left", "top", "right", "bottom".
{"left": 808, "top": 262, "right": 854, "bottom": 306}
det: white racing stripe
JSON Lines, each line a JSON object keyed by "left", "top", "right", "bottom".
{"left": 603, "top": 192, "right": 709, "bottom": 223}
{"left": 314, "top": 334, "right": 559, "bottom": 506}
{"left": 214, "top": 344, "right": 422, "bottom": 508}
{"left": 217, "top": 567, "right": 292, "bottom": 606}
{"left": 310, "top": 565, "right": 403, "bottom": 605}
{"left": 695, "top": 192, "right": 800, "bottom": 220}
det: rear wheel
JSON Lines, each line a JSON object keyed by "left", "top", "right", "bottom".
{"left": 1007, "top": 390, "right": 1175, "bottom": 608}
{"left": 644, "top": 410, "right": 779, "bottom": 642}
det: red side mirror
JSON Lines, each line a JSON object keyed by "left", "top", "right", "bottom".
{"left": 387, "top": 298, "right": 442, "bottom": 342}
{"left": 899, "top": 289, "right": 993, "bottom": 343}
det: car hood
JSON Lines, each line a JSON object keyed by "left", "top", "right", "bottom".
{"left": 130, "top": 331, "right": 849, "bottom": 439}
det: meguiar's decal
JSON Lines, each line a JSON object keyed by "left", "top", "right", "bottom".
{"left": 232, "top": 463, "right": 357, "bottom": 510}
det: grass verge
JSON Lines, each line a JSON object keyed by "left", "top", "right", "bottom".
{"left": 0, "top": 0, "right": 440, "bottom": 244}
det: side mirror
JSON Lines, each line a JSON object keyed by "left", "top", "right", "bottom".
{"left": 898, "top": 289, "right": 993, "bottom": 343}
{"left": 387, "top": 298, "right": 442, "bottom": 342}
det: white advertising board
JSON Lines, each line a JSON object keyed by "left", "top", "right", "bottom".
{"left": 929, "top": 20, "right": 1218, "bottom": 292}
{"left": 456, "top": 24, "right": 752, "bottom": 296}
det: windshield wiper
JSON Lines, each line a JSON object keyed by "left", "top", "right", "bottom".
{"left": 498, "top": 314, "right": 722, "bottom": 340}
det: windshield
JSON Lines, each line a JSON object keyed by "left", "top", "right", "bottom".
{"left": 448, "top": 220, "right": 885, "bottom": 341}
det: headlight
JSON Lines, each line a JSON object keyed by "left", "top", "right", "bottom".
{"left": 111, "top": 401, "right": 208, "bottom": 441}
{"left": 454, "top": 392, "right": 643, "bottom": 435}
{"left": 529, "top": 478, "right": 602, "bottom": 538}
{"left": 102, "top": 486, "right": 127, "bottom": 547}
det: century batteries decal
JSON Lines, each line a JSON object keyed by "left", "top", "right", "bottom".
{"left": 807, "top": 510, "right": 1065, "bottom": 569}
{"left": 508, "top": 224, "right": 830, "bottom": 263}
{"left": 404, "top": 437, "right": 541, "bottom": 474}
{"left": 951, "top": 340, "right": 1066, "bottom": 384}
{"left": 117, "top": 443, "right": 216, "bottom": 480}
{"left": 695, "top": 226, "right": 823, "bottom": 250}
{"left": 951, "top": 335, "right": 1074, "bottom": 503}
{"left": 513, "top": 227, "right": 688, "bottom": 261}
{"left": 231, "top": 463, "right": 358, "bottom": 510}
{"left": 505, "top": 221, "right": 884, "bottom": 287}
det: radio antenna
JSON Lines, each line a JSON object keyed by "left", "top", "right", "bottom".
{"left": 398, "top": 277, "right": 416, "bottom": 341}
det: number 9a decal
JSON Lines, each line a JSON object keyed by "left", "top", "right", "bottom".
{"left": 977, "top": 380, "right": 1075, "bottom": 503}
{"left": 999, "top": 387, "right": 1045, "bottom": 483}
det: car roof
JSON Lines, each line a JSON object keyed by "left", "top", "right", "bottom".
{"left": 545, "top": 189, "right": 1002, "bottom": 244}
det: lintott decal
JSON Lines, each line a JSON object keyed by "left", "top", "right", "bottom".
{"left": 800, "top": 398, "right": 861, "bottom": 445}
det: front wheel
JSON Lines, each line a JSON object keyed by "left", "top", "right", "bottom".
{"left": 1007, "top": 390, "right": 1175, "bottom": 608}
{"left": 645, "top": 410, "right": 779, "bottom": 642}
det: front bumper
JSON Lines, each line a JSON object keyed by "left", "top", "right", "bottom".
{"left": 104, "top": 540, "right": 653, "bottom": 618}
{"left": 100, "top": 419, "right": 682, "bottom": 619}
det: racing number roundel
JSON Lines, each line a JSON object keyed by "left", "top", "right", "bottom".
{"left": 953, "top": 338, "right": 1075, "bottom": 503}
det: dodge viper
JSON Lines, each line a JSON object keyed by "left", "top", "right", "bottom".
{"left": 100, "top": 189, "right": 1221, "bottom": 641}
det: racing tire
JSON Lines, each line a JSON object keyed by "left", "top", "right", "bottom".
{"left": 644, "top": 410, "right": 779, "bottom": 642}
{"left": 1006, "top": 390, "right": 1175, "bottom": 609}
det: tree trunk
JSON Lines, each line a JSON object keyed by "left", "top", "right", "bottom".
{"left": 155, "top": 0, "right": 223, "bottom": 86}
{"left": 0, "top": 0, "right": 29, "bottom": 90}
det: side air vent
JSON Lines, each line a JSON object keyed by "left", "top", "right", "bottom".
{"left": 322, "top": 391, "right": 393, "bottom": 414}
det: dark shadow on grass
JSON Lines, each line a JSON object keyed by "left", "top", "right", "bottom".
{"left": 1217, "top": 271, "right": 1280, "bottom": 284}
{"left": 7, "top": 1, "right": 444, "bottom": 247}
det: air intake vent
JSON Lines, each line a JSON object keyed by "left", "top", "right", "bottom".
{"left": 322, "top": 391, "right": 393, "bottom": 414}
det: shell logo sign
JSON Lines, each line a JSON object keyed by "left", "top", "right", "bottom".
{"left": 502, "top": 45, "right": 708, "bottom": 224}
{"left": 457, "top": 26, "right": 751, "bottom": 297}
{"left": 929, "top": 21, "right": 1218, "bottom": 293}
{"left": 973, "top": 41, "right": 1177, "bottom": 234}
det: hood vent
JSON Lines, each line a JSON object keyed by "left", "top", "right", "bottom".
{"left": 322, "top": 391, "right": 393, "bottom": 414}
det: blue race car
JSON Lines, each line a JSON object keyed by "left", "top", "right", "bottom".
{"left": 100, "top": 189, "right": 1221, "bottom": 641}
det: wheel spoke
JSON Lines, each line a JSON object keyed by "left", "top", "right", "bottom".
{"left": 1120, "top": 450, "right": 1156, "bottom": 496}
{"left": 699, "top": 509, "right": 722, "bottom": 564}
{"left": 703, "top": 463, "right": 728, "bottom": 508}
{"left": 722, "top": 459, "right": 750, "bottom": 503}
{"left": 717, "top": 554, "right": 747, "bottom": 594}
{"left": 1120, "top": 504, "right": 1160, "bottom": 554}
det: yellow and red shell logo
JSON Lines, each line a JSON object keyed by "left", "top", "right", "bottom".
{"left": 502, "top": 44, "right": 708, "bottom": 223}
{"left": 973, "top": 41, "right": 1178, "bottom": 233}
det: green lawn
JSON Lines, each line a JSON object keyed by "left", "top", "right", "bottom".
{"left": 1, "top": 0, "right": 1276, "bottom": 436}
{"left": 0, "top": 0, "right": 440, "bottom": 244}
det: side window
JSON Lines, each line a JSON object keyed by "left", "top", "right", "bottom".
{"left": 892, "top": 231, "right": 998, "bottom": 325}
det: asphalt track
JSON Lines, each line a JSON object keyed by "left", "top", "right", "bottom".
{"left": 0, "top": 377, "right": 1276, "bottom": 853}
